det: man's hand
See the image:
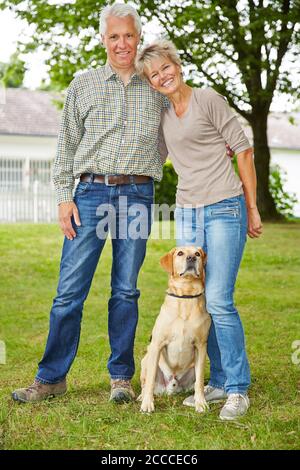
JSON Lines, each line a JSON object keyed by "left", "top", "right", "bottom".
{"left": 226, "top": 143, "right": 234, "bottom": 158}
{"left": 247, "top": 206, "right": 263, "bottom": 238}
{"left": 58, "top": 201, "right": 81, "bottom": 240}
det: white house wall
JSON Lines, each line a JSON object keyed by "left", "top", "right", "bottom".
{"left": 0, "top": 134, "right": 57, "bottom": 160}
{"left": 271, "top": 148, "right": 300, "bottom": 217}
{"left": 0, "top": 134, "right": 299, "bottom": 220}
{"left": 0, "top": 134, "right": 58, "bottom": 222}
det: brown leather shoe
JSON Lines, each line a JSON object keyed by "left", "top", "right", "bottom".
{"left": 12, "top": 378, "right": 67, "bottom": 403}
{"left": 110, "top": 379, "right": 135, "bottom": 403}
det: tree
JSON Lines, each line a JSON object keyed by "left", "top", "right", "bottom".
{"left": 0, "top": 52, "right": 26, "bottom": 87}
{"left": 2, "top": 0, "right": 299, "bottom": 219}
{"left": 139, "top": 0, "right": 300, "bottom": 220}
{"left": 1, "top": 0, "right": 108, "bottom": 89}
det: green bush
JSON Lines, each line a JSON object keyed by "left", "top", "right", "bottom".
{"left": 154, "top": 160, "right": 178, "bottom": 207}
{"left": 269, "top": 164, "right": 298, "bottom": 219}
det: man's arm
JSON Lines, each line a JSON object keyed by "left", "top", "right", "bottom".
{"left": 158, "top": 124, "right": 168, "bottom": 164}
{"left": 53, "top": 80, "right": 84, "bottom": 240}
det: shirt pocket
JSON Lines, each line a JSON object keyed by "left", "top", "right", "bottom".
{"left": 139, "top": 108, "right": 161, "bottom": 143}
{"left": 84, "top": 103, "right": 119, "bottom": 133}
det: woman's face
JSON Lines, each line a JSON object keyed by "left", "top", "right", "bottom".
{"left": 145, "top": 56, "right": 182, "bottom": 95}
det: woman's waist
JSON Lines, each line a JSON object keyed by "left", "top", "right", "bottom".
{"left": 175, "top": 187, "right": 244, "bottom": 208}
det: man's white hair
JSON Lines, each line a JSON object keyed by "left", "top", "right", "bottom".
{"left": 99, "top": 3, "right": 142, "bottom": 35}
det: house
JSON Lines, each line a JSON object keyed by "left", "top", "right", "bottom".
{"left": 0, "top": 88, "right": 60, "bottom": 222}
{"left": 0, "top": 88, "right": 299, "bottom": 222}
{"left": 243, "top": 112, "right": 300, "bottom": 217}
{"left": 268, "top": 113, "right": 300, "bottom": 217}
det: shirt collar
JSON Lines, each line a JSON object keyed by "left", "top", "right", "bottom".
{"left": 104, "top": 62, "right": 142, "bottom": 84}
{"left": 104, "top": 62, "right": 117, "bottom": 81}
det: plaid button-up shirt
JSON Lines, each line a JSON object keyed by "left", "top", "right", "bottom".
{"left": 53, "top": 63, "right": 169, "bottom": 204}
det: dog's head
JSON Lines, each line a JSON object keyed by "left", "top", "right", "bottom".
{"left": 160, "top": 246, "right": 207, "bottom": 282}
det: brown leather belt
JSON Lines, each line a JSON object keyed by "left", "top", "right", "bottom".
{"left": 80, "top": 173, "right": 152, "bottom": 186}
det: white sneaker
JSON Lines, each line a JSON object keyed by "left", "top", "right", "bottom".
{"left": 183, "top": 385, "right": 227, "bottom": 407}
{"left": 219, "top": 393, "right": 250, "bottom": 420}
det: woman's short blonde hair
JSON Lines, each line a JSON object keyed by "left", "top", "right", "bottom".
{"left": 135, "top": 39, "right": 181, "bottom": 80}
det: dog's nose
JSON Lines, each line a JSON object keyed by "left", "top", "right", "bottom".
{"left": 186, "top": 255, "right": 196, "bottom": 262}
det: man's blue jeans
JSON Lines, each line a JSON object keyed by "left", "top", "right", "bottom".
{"left": 36, "top": 178, "right": 154, "bottom": 384}
{"left": 175, "top": 195, "right": 250, "bottom": 394}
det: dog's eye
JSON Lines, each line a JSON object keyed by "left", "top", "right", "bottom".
{"left": 195, "top": 252, "right": 201, "bottom": 257}
{"left": 177, "top": 251, "right": 184, "bottom": 256}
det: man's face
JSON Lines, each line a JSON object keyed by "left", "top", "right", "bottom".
{"left": 102, "top": 15, "right": 140, "bottom": 71}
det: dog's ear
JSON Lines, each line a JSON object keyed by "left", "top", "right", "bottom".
{"left": 160, "top": 248, "right": 176, "bottom": 275}
{"left": 198, "top": 247, "right": 207, "bottom": 265}
{"left": 197, "top": 247, "right": 207, "bottom": 286}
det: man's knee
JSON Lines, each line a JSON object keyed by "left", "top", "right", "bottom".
{"left": 110, "top": 287, "right": 140, "bottom": 302}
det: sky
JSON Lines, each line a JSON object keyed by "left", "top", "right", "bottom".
{"left": 0, "top": 8, "right": 51, "bottom": 88}
{"left": 0, "top": 7, "right": 297, "bottom": 112}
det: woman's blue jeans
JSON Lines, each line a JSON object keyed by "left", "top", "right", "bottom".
{"left": 36, "top": 179, "right": 153, "bottom": 384}
{"left": 175, "top": 195, "right": 250, "bottom": 394}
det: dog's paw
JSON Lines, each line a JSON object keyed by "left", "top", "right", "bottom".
{"left": 140, "top": 399, "right": 155, "bottom": 413}
{"left": 136, "top": 393, "right": 143, "bottom": 402}
{"left": 194, "top": 399, "right": 209, "bottom": 413}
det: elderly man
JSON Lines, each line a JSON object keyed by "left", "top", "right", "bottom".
{"left": 12, "top": 3, "right": 168, "bottom": 404}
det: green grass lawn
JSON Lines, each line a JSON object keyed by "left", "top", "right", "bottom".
{"left": 0, "top": 222, "right": 300, "bottom": 450}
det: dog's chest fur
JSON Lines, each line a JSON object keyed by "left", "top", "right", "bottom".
{"left": 161, "top": 298, "right": 207, "bottom": 371}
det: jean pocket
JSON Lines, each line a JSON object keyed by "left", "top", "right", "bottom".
{"left": 210, "top": 206, "right": 240, "bottom": 217}
{"left": 131, "top": 181, "right": 154, "bottom": 200}
{"left": 74, "top": 182, "right": 91, "bottom": 197}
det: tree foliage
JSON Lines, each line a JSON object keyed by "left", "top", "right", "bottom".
{"left": 2, "top": 0, "right": 299, "bottom": 113}
{"left": 139, "top": 0, "right": 300, "bottom": 122}
{"left": 2, "top": 0, "right": 299, "bottom": 218}
{"left": 0, "top": 52, "right": 26, "bottom": 87}
{"left": 1, "top": 0, "right": 109, "bottom": 88}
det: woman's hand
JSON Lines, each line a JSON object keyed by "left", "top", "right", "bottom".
{"left": 247, "top": 206, "right": 263, "bottom": 238}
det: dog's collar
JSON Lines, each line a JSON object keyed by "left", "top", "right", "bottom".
{"left": 166, "top": 291, "right": 204, "bottom": 299}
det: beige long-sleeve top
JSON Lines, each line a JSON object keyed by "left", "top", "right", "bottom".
{"left": 161, "top": 87, "right": 251, "bottom": 207}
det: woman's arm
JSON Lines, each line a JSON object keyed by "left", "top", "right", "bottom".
{"left": 236, "top": 148, "right": 263, "bottom": 238}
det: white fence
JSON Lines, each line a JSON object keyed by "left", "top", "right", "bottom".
{"left": 0, "top": 158, "right": 58, "bottom": 223}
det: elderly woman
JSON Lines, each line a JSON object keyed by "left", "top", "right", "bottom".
{"left": 136, "top": 40, "right": 262, "bottom": 420}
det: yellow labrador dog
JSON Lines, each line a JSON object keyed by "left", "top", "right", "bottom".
{"left": 139, "top": 247, "right": 211, "bottom": 413}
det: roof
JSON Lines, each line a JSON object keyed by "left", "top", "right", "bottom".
{"left": 242, "top": 112, "right": 300, "bottom": 151}
{"left": 267, "top": 112, "right": 300, "bottom": 150}
{"left": 0, "top": 88, "right": 61, "bottom": 137}
{"left": 0, "top": 88, "right": 299, "bottom": 149}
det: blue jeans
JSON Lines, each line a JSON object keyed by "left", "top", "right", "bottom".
{"left": 36, "top": 178, "right": 154, "bottom": 384}
{"left": 175, "top": 195, "right": 250, "bottom": 394}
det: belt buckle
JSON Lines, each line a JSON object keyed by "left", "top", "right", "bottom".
{"left": 104, "top": 175, "right": 117, "bottom": 186}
